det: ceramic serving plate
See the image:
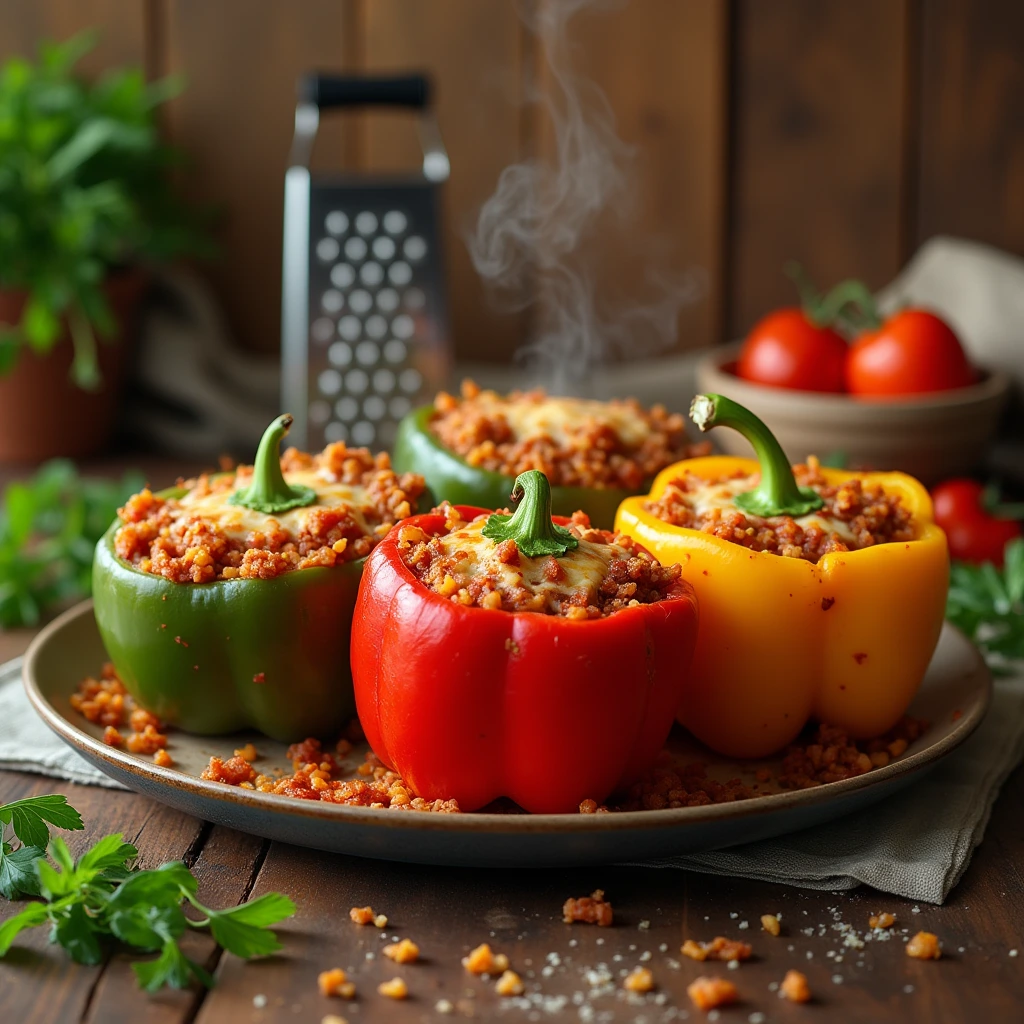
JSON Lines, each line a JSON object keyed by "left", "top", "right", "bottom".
{"left": 23, "top": 601, "right": 990, "bottom": 868}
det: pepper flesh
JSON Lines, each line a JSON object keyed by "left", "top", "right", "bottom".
{"left": 615, "top": 456, "right": 949, "bottom": 759}
{"left": 392, "top": 404, "right": 641, "bottom": 529}
{"left": 351, "top": 505, "right": 699, "bottom": 812}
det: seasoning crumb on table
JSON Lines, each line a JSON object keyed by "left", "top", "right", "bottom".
{"left": 462, "top": 943, "right": 509, "bottom": 974}
{"left": 682, "top": 937, "right": 753, "bottom": 962}
{"left": 321, "top": 1015, "right": 348, "bottom": 1024}
{"left": 623, "top": 966, "right": 655, "bottom": 993}
{"left": 870, "top": 912, "right": 897, "bottom": 929}
{"left": 760, "top": 913, "right": 781, "bottom": 936}
{"left": 563, "top": 889, "right": 614, "bottom": 925}
{"left": 378, "top": 977, "right": 409, "bottom": 1000}
{"left": 780, "top": 969, "right": 812, "bottom": 1002}
{"left": 383, "top": 938, "right": 419, "bottom": 963}
{"left": 907, "top": 932, "right": 942, "bottom": 960}
{"left": 686, "top": 976, "right": 739, "bottom": 1011}
{"left": 495, "top": 969, "right": 525, "bottom": 996}
{"left": 318, "top": 969, "right": 356, "bottom": 999}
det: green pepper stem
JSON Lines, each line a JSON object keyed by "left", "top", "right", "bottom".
{"left": 689, "top": 394, "right": 824, "bottom": 518}
{"left": 229, "top": 414, "right": 317, "bottom": 514}
{"left": 481, "top": 470, "right": 579, "bottom": 558}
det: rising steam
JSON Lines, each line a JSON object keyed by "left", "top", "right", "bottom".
{"left": 468, "top": 0, "right": 701, "bottom": 390}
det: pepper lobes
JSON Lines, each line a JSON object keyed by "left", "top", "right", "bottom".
{"left": 351, "top": 475, "right": 699, "bottom": 813}
{"left": 614, "top": 398, "right": 949, "bottom": 760}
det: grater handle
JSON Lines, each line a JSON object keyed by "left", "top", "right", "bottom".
{"left": 299, "top": 73, "right": 431, "bottom": 111}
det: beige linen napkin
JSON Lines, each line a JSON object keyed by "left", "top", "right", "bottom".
{"left": 2, "top": 656, "right": 1022, "bottom": 904}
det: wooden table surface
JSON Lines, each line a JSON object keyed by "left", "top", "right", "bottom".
{"left": 2, "top": 463, "right": 1023, "bottom": 1023}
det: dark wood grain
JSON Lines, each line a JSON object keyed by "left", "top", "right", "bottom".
{"left": 727, "top": 0, "right": 910, "bottom": 339}
{"left": 915, "top": 0, "right": 1024, "bottom": 257}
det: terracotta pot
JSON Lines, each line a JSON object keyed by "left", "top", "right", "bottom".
{"left": 0, "top": 270, "right": 148, "bottom": 464}
{"left": 696, "top": 342, "right": 1010, "bottom": 486}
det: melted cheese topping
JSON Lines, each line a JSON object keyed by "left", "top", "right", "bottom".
{"left": 686, "top": 475, "right": 858, "bottom": 542}
{"left": 176, "top": 468, "right": 374, "bottom": 542}
{"left": 477, "top": 394, "right": 652, "bottom": 449}
{"left": 436, "top": 518, "right": 628, "bottom": 606}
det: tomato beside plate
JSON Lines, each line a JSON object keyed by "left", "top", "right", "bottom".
{"left": 736, "top": 308, "right": 847, "bottom": 393}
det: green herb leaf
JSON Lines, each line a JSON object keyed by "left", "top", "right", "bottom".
{"left": 109, "top": 902, "right": 186, "bottom": 952}
{"left": 54, "top": 902, "right": 104, "bottom": 965}
{"left": 197, "top": 892, "right": 296, "bottom": 959}
{"left": 0, "top": 794, "right": 84, "bottom": 849}
{"left": 0, "top": 844, "right": 44, "bottom": 899}
{"left": 76, "top": 833, "right": 137, "bottom": 877}
{"left": 107, "top": 860, "right": 196, "bottom": 911}
{"left": 0, "top": 901, "right": 49, "bottom": 955}
{"left": 133, "top": 940, "right": 213, "bottom": 992}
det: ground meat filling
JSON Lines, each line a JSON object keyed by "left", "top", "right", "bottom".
{"left": 114, "top": 444, "right": 424, "bottom": 583}
{"left": 429, "top": 380, "right": 709, "bottom": 490}
{"left": 397, "top": 506, "right": 683, "bottom": 619}
{"left": 643, "top": 456, "right": 915, "bottom": 562}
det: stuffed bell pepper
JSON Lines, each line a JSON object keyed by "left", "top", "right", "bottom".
{"left": 351, "top": 470, "right": 699, "bottom": 813}
{"left": 93, "top": 415, "right": 424, "bottom": 741}
{"left": 392, "top": 379, "right": 709, "bottom": 528}
{"left": 615, "top": 394, "right": 949, "bottom": 759}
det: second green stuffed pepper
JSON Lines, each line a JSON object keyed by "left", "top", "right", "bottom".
{"left": 92, "top": 415, "right": 424, "bottom": 742}
{"left": 392, "top": 381, "right": 708, "bottom": 529}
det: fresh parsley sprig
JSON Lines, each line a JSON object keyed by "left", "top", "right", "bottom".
{"left": 946, "top": 538, "right": 1024, "bottom": 670}
{"left": 0, "top": 795, "right": 296, "bottom": 990}
{"left": 0, "top": 793, "right": 84, "bottom": 898}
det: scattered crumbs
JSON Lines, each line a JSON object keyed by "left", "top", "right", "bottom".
{"left": 364, "top": 951, "right": 375, "bottom": 961}
{"left": 596, "top": 938, "right": 604, "bottom": 945}
{"left": 1010, "top": 950, "right": 1019, "bottom": 958}
{"left": 727, "top": 959, "right": 740, "bottom": 971}
{"left": 435, "top": 999, "right": 454, "bottom": 1014}
{"left": 911, "top": 906, "right": 921, "bottom": 914}
{"left": 832, "top": 974, "right": 844, "bottom": 985}
{"left": 749, "top": 1014, "right": 766, "bottom": 1024}
{"left": 768, "top": 981, "right": 780, "bottom": 992}
{"left": 761, "top": 914, "right": 781, "bottom": 936}
{"left": 639, "top": 950, "right": 652, "bottom": 962}
{"left": 958, "top": 947, "right": 966, "bottom": 954}
{"left": 904, "top": 984, "right": 915, "bottom": 994}
{"left": 568, "top": 939, "right": 578, "bottom": 948}
{"left": 639, "top": 920, "right": 651, "bottom": 931}
{"left": 806, "top": 951, "right": 814, "bottom": 959}
{"left": 253, "top": 994, "right": 267, "bottom": 1008}
{"left": 729, "top": 912, "right": 739, "bottom": 920}
{"left": 659, "top": 943, "right": 668, "bottom": 952}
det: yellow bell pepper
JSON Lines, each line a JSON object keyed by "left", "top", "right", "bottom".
{"left": 614, "top": 394, "right": 949, "bottom": 759}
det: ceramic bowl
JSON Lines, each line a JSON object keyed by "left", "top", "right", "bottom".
{"left": 696, "top": 343, "right": 1010, "bottom": 484}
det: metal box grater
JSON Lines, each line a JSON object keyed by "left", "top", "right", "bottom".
{"left": 281, "top": 73, "right": 451, "bottom": 451}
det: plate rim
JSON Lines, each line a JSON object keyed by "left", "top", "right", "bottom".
{"left": 23, "top": 599, "right": 992, "bottom": 838}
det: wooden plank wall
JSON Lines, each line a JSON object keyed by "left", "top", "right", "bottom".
{"left": 1, "top": 0, "right": 1022, "bottom": 362}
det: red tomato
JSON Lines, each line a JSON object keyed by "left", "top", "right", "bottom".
{"left": 931, "top": 478, "right": 1021, "bottom": 566}
{"left": 846, "top": 310, "right": 974, "bottom": 396}
{"left": 736, "top": 308, "right": 848, "bottom": 392}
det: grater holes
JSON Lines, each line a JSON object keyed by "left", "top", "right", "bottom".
{"left": 403, "top": 236, "right": 427, "bottom": 262}
{"left": 330, "top": 263, "right": 356, "bottom": 289}
{"left": 339, "top": 315, "right": 361, "bottom": 342}
{"left": 355, "top": 211, "right": 378, "bottom": 236}
{"left": 373, "top": 368, "right": 396, "bottom": 393}
{"left": 349, "top": 290, "right": 373, "bottom": 315}
{"left": 382, "top": 210, "right": 408, "bottom": 235}
{"left": 316, "top": 237, "right": 340, "bottom": 262}
{"left": 335, "top": 396, "right": 359, "bottom": 422}
{"left": 344, "top": 368, "right": 369, "bottom": 394}
{"left": 391, "top": 314, "right": 415, "bottom": 339}
{"left": 359, "top": 262, "right": 384, "bottom": 287}
{"left": 404, "top": 287, "right": 426, "bottom": 310}
{"left": 328, "top": 342, "right": 352, "bottom": 368}
{"left": 318, "top": 369, "right": 342, "bottom": 396}
{"left": 376, "top": 288, "right": 400, "bottom": 313}
{"left": 372, "top": 236, "right": 396, "bottom": 261}
{"left": 309, "top": 399, "right": 331, "bottom": 425}
{"left": 388, "top": 261, "right": 412, "bottom": 286}
{"left": 363, "top": 395, "right": 387, "bottom": 421}
{"left": 351, "top": 421, "right": 376, "bottom": 446}
{"left": 344, "top": 236, "right": 368, "bottom": 262}
{"left": 355, "top": 341, "right": 378, "bottom": 366}
{"left": 388, "top": 395, "right": 412, "bottom": 420}
{"left": 324, "top": 421, "right": 348, "bottom": 443}
{"left": 321, "top": 290, "right": 344, "bottom": 314}
{"left": 311, "top": 317, "right": 335, "bottom": 343}
{"left": 382, "top": 339, "right": 407, "bottom": 364}
{"left": 325, "top": 211, "right": 349, "bottom": 236}
{"left": 365, "top": 315, "right": 388, "bottom": 340}
{"left": 398, "top": 368, "right": 422, "bottom": 393}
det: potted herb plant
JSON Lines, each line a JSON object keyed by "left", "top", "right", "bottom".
{"left": 0, "top": 33, "right": 209, "bottom": 463}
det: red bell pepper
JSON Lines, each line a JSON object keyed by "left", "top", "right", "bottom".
{"left": 351, "top": 471, "right": 699, "bottom": 813}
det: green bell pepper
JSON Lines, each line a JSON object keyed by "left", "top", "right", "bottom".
{"left": 392, "top": 404, "right": 638, "bottom": 529}
{"left": 92, "top": 415, "right": 362, "bottom": 742}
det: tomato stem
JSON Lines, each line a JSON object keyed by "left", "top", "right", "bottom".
{"left": 230, "top": 414, "right": 317, "bottom": 514}
{"left": 689, "top": 394, "right": 824, "bottom": 517}
{"left": 482, "top": 470, "right": 579, "bottom": 558}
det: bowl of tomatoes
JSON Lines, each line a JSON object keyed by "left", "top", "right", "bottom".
{"left": 696, "top": 280, "right": 1010, "bottom": 484}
